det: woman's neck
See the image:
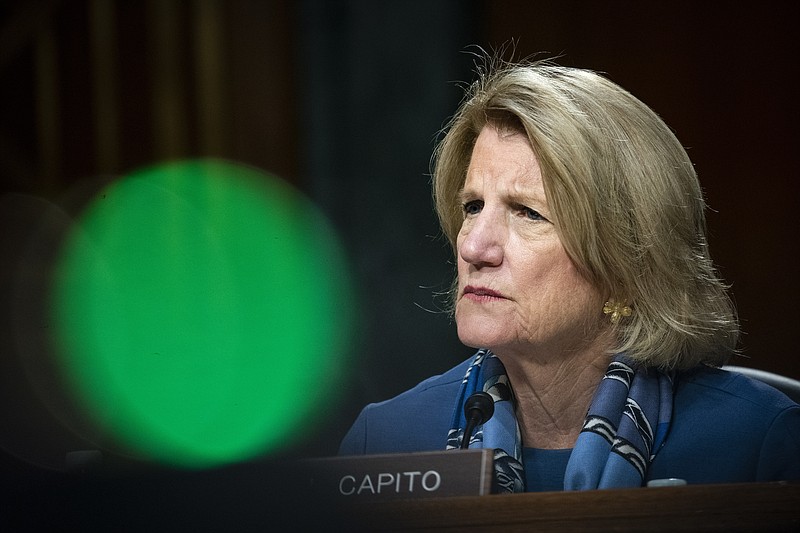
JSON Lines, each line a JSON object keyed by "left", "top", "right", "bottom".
{"left": 496, "top": 343, "right": 612, "bottom": 449}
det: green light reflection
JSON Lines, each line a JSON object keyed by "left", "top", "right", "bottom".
{"left": 51, "top": 160, "right": 354, "bottom": 467}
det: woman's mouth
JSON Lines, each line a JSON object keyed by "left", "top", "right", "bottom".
{"left": 462, "top": 285, "right": 506, "bottom": 301}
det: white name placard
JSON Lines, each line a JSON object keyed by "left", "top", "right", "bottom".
{"left": 302, "top": 449, "right": 494, "bottom": 501}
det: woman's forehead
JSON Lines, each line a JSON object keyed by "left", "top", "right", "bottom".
{"left": 461, "top": 125, "right": 545, "bottom": 199}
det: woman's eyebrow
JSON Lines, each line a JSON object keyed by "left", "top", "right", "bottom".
{"left": 456, "top": 188, "right": 478, "bottom": 204}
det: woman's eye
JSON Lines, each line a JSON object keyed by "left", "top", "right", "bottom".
{"left": 463, "top": 200, "right": 483, "bottom": 216}
{"left": 522, "top": 206, "right": 546, "bottom": 221}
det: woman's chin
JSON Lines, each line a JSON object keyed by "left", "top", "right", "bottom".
{"left": 456, "top": 324, "right": 506, "bottom": 351}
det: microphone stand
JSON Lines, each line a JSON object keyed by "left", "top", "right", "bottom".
{"left": 460, "top": 392, "right": 494, "bottom": 449}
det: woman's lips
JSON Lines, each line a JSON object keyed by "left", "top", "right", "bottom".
{"left": 462, "top": 285, "right": 506, "bottom": 300}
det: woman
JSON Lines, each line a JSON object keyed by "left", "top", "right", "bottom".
{"left": 338, "top": 61, "right": 800, "bottom": 492}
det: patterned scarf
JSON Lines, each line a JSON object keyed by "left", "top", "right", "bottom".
{"left": 446, "top": 349, "right": 674, "bottom": 492}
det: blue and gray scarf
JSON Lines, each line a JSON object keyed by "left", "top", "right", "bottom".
{"left": 446, "top": 349, "right": 674, "bottom": 492}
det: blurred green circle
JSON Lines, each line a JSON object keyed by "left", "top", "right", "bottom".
{"left": 50, "top": 159, "right": 354, "bottom": 468}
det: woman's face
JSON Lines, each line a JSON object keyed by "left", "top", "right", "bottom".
{"left": 455, "top": 124, "right": 606, "bottom": 360}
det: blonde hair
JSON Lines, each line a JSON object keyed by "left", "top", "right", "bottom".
{"left": 433, "top": 60, "right": 738, "bottom": 370}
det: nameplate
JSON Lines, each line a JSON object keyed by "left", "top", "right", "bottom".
{"left": 301, "top": 449, "right": 494, "bottom": 501}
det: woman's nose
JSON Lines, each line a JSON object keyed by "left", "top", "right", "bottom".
{"left": 458, "top": 213, "right": 504, "bottom": 268}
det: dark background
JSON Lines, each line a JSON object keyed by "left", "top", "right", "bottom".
{"left": 1, "top": 0, "right": 797, "bottom": 485}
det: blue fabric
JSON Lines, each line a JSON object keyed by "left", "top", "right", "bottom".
{"left": 443, "top": 350, "right": 673, "bottom": 492}
{"left": 339, "top": 353, "right": 800, "bottom": 487}
{"left": 523, "top": 448, "right": 571, "bottom": 492}
{"left": 445, "top": 350, "right": 525, "bottom": 492}
{"left": 565, "top": 358, "right": 674, "bottom": 489}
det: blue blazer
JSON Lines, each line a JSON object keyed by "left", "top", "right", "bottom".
{"left": 339, "top": 358, "right": 800, "bottom": 485}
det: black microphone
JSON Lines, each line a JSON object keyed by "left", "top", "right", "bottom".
{"left": 460, "top": 392, "right": 495, "bottom": 449}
